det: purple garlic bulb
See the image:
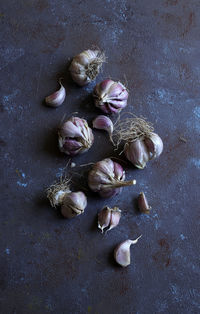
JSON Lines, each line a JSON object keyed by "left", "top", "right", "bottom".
{"left": 88, "top": 158, "right": 136, "bottom": 198}
{"left": 93, "top": 79, "right": 129, "bottom": 114}
{"left": 69, "top": 49, "right": 105, "bottom": 86}
{"left": 47, "top": 179, "right": 87, "bottom": 219}
{"left": 125, "top": 132, "right": 163, "bottom": 169}
{"left": 58, "top": 116, "right": 94, "bottom": 156}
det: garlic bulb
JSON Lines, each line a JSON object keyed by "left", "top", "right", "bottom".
{"left": 138, "top": 192, "right": 151, "bottom": 214}
{"left": 93, "top": 79, "right": 128, "bottom": 114}
{"left": 47, "top": 179, "right": 87, "bottom": 219}
{"left": 45, "top": 79, "right": 66, "bottom": 107}
{"left": 88, "top": 158, "right": 136, "bottom": 198}
{"left": 115, "top": 116, "right": 163, "bottom": 169}
{"left": 98, "top": 206, "right": 121, "bottom": 233}
{"left": 69, "top": 49, "right": 105, "bottom": 86}
{"left": 58, "top": 116, "right": 94, "bottom": 156}
{"left": 92, "top": 115, "right": 114, "bottom": 144}
{"left": 114, "top": 236, "right": 142, "bottom": 267}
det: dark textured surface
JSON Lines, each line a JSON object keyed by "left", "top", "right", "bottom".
{"left": 0, "top": 0, "right": 199, "bottom": 313}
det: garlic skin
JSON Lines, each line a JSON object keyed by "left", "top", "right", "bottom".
{"left": 47, "top": 179, "right": 87, "bottom": 219}
{"left": 69, "top": 49, "right": 105, "bottom": 86}
{"left": 114, "top": 235, "right": 142, "bottom": 267}
{"left": 138, "top": 192, "right": 151, "bottom": 214}
{"left": 93, "top": 79, "right": 128, "bottom": 114}
{"left": 58, "top": 116, "right": 94, "bottom": 156}
{"left": 92, "top": 115, "right": 114, "bottom": 143}
{"left": 88, "top": 158, "right": 136, "bottom": 198}
{"left": 98, "top": 206, "right": 121, "bottom": 233}
{"left": 45, "top": 79, "right": 66, "bottom": 107}
{"left": 61, "top": 191, "right": 87, "bottom": 218}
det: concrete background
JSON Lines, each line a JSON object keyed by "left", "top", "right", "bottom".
{"left": 0, "top": 0, "right": 199, "bottom": 313}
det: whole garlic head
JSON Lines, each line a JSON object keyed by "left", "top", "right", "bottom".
{"left": 69, "top": 49, "right": 105, "bottom": 86}
{"left": 58, "top": 116, "right": 94, "bottom": 156}
{"left": 88, "top": 158, "right": 136, "bottom": 198}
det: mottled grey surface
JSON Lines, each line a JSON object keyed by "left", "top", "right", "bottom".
{"left": 0, "top": 0, "right": 199, "bottom": 313}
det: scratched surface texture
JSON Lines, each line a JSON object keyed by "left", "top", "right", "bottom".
{"left": 0, "top": 0, "right": 199, "bottom": 313}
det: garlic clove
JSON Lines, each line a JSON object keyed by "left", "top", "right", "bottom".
{"left": 45, "top": 79, "right": 66, "bottom": 107}
{"left": 145, "top": 132, "right": 163, "bottom": 159}
{"left": 92, "top": 115, "right": 114, "bottom": 143}
{"left": 113, "top": 162, "right": 125, "bottom": 180}
{"left": 107, "top": 207, "right": 121, "bottom": 232}
{"left": 138, "top": 192, "right": 151, "bottom": 214}
{"left": 98, "top": 207, "right": 112, "bottom": 233}
{"left": 114, "top": 236, "right": 142, "bottom": 267}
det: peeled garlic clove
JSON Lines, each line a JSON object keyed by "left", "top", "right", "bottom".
{"left": 61, "top": 191, "right": 87, "bottom": 218}
{"left": 93, "top": 115, "right": 114, "bottom": 143}
{"left": 93, "top": 79, "right": 128, "bottom": 114}
{"left": 107, "top": 207, "right": 121, "bottom": 232}
{"left": 69, "top": 49, "right": 105, "bottom": 86}
{"left": 138, "top": 192, "right": 151, "bottom": 214}
{"left": 98, "top": 207, "right": 112, "bottom": 233}
{"left": 114, "top": 236, "right": 142, "bottom": 267}
{"left": 88, "top": 158, "right": 136, "bottom": 198}
{"left": 45, "top": 79, "right": 66, "bottom": 107}
{"left": 58, "top": 116, "right": 94, "bottom": 156}
{"left": 125, "top": 140, "right": 149, "bottom": 169}
{"left": 145, "top": 132, "right": 163, "bottom": 159}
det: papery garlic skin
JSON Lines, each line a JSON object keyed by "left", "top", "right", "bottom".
{"left": 88, "top": 158, "right": 136, "bottom": 198}
{"left": 138, "top": 192, "right": 151, "bottom": 214}
{"left": 93, "top": 79, "right": 128, "bottom": 114}
{"left": 58, "top": 117, "right": 94, "bottom": 156}
{"left": 61, "top": 191, "right": 87, "bottom": 218}
{"left": 45, "top": 80, "right": 66, "bottom": 107}
{"left": 47, "top": 180, "right": 87, "bottom": 219}
{"left": 98, "top": 206, "right": 121, "bottom": 233}
{"left": 114, "top": 236, "right": 142, "bottom": 267}
{"left": 92, "top": 115, "right": 114, "bottom": 143}
{"left": 69, "top": 49, "right": 105, "bottom": 86}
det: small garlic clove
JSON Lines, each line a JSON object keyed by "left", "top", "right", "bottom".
{"left": 114, "top": 236, "right": 142, "bottom": 267}
{"left": 93, "top": 115, "right": 114, "bottom": 144}
{"left": 45, "top": 79, "right": 66, "bottom": 107}
{"left": 98, "top": 207, "right": 112, "bottom": 233}
{"left": 138, "top": 192, "right": 151, "bottom": 214}
{"left": 107, "top": 207, "right": 121, "bottom": 232}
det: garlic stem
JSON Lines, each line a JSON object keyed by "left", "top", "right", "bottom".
{"left": 107, "top": 179, "right": 136, "bottom": 188}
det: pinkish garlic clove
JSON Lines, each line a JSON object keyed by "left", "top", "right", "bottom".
{"left": 92, "top": 115, "right": 114, "bottom": 144}
{"left": 107, "top": 207, "right": 121, "bottom": 232}
{"left": 114, "top": 235, "right": 142, "bottom": 267}
{"left": 45, "top": 79, "right": 66, "bottom": 107}
{"left": 138, "top": 192, "right": 151, "bottom": 214}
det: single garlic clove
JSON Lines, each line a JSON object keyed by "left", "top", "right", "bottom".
{"left": 114, "top": 236, "right": 142, "bottom": 267}
{"left": 92, "top": 115, "right": 114, "bottom": 143}
{"left": 145, "top": 132, "right": 163, "bottom": 159}
{"left": 98, "top": 207, "right": 112, "bottom": 233}
{"left": 61, "top": 191, "right": 87, "bottom": 218}
{"left": 125, "top": 140, "right": 149, "bottom": 169}
{"left": 138, "top": 192, "right": 151, "bottom": 214}
{"left": 107, "top": 207, "right": 121, "bottom": 232}
{"left": 45, "top": 79, "right": 66, "bottom": 107}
